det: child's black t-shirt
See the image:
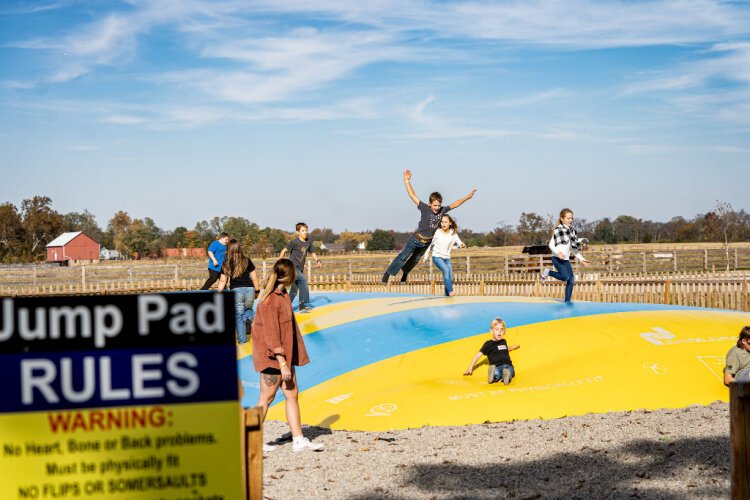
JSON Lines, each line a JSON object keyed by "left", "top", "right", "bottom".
{"left": 480, "top": 339, "right": 512, "bottom": 366}
{"left": 286, "top": 238, "right": 314, "bottom": 271}
{"left": 226, "top": 259, "right": 256, "bottom": 289}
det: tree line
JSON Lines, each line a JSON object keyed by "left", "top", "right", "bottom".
{"left": 1, "top": 196, "right": 749, "bottom": 263}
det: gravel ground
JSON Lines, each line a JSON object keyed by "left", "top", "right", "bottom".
{"left": 260, "top": 402, "right": 730, "bottom": 499}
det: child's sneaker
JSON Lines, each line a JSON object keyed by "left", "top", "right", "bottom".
{"left": 502, "top": 368, "right": 511, "bottom": 385}
{"left": 292, "top": 436, "right": 324, "bottom": 452}
{"left": 487, "top": 364, "right": 496, "bottom": 384}
{"left": 540, "top": 268, "right": 550, "bottom": 283}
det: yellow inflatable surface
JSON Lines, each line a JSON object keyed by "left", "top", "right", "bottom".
{"left": 237, "top": 293, "right": 748, "bottom": 431}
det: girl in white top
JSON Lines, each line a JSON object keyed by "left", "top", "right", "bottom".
{"left": 540, "top": 208, "right": 590, "bottom": 302}
{"left": 422, "top": 214, "right": 465, "bottom": 296}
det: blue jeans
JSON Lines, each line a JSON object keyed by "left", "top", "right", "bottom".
{"left": 289, "top": 268, "right": 310, "bottom": 307}
{"left": 492, "top": 364, "right": 515, "bottom": 383}
{"left": 550, "top": 256, "right": 575, "bottom": 302}
{"left": 233, "top": 287, "right": 255, "bottom": 344}
{"left": 386, "top": 235, "right": 429, "bottom": 278}
{"left": 432, "top": 256, "right": 454, "bottom": 296}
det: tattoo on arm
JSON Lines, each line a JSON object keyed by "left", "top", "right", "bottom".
{"left": 262, "top": 373, "right": 280, "bottom": 386}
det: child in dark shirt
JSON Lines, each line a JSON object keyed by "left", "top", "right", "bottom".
{"left": 279, "top": 222, "right": 322, "bottom": 312}
{"left": 382, "top": 169, "right": 475, "bottom": 284}
{"left": 464, "top": 318, "right": 520, "bottom": 385}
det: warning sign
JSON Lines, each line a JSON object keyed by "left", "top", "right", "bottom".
{"left": 0, "top": 292, "right": 243, "bottom": 499}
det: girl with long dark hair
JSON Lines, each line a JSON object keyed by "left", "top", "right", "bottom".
{"left": 217, "top": 239, "right": 259, "bottom": 344}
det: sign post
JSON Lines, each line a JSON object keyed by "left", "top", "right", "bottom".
{"left": 0, "top": 292, "right": 244, "bottom": 499}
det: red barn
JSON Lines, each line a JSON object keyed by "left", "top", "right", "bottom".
{"left": 46, "top": 232, "right": 100, "bottom": 263}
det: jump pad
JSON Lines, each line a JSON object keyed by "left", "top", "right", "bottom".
{"left": 237, "top": 293, "right": 749, "bottom": 431}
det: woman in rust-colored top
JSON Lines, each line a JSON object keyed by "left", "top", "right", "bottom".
{"left": 251, "top": 258, "right": 323, "bottom": 453}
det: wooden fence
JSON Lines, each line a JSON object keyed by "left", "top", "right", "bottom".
{"left": 3, "top": 270, "right": 748, "bottom": 312}
{"left": 2, "top": 244, "right": 750, "bottom": 290}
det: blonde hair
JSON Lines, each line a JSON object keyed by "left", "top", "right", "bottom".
{"left": 257, "top": 259, "right": 296, "bottom": 305}
{"left": 558, "top": 208, "right": 573, "bottom": 226}
{"left": 490, "top": 317, "right": 506, "bottom": 330}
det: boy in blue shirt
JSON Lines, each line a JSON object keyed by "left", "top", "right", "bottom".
{"left": 200, "top": 232, "right": 229, "bottom": 290}
{"left": 382, "top": 170, "right": 476, "bottom": 284}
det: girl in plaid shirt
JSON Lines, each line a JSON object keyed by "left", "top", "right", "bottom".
{"left": 540, "top": 208, "right": 590, "bottom": 302}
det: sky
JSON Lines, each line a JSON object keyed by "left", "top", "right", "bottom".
{"left": 1, "top": 0, "right": 749, "bottom": 233}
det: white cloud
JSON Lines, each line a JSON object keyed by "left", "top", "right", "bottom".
{"left": 406, "top": 94, "right": 516, "bottom": 139}
{"left": 243, "top": 0, "right": 750, "bottom": 48}
{"left": 6, "top": 0, "right": 750, "bottom": 132}
{"left": 622, "top": 43, "right": 750, "bottom": 124}
{"left": 709, "top": 145, "right": 750, "bottom": 155}
{"left": 3, "top": 80, "right": 36, "bottom": 89}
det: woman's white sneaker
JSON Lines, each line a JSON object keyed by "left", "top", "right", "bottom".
{"left": 292, "top": 436, "right": 324, "bottom": 452}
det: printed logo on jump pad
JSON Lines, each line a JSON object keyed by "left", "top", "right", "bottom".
{"left": 642, "top": 362, "right": 668, "bottom": 375}
{"left": 640, "top": 327, "right": 734, "bottom": 347}
{"left": 326, "top": 393, "right": 353, "bottom": 405}
{"left": 366, "top": 404, "right": 398, "bottom": 417}
{"left": 640, "top": 327, "right": 675, "bottom": 346}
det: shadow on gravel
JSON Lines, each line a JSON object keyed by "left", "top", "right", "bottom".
{"left": 349, "top": 436, "right": 729, "bottom": 499}
{"left": 269, "top": 422, "right": 335, "bottom": 444}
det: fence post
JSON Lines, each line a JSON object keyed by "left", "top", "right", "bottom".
{"left": 673, "top": 252, "right": 678, "bottom": 272}
{"left": 81, "top": 266, "right": 86, "bottom": 288}
{"left": 704, "top": 249, "right": 709, "bottom": 271}
{"left": 642, "top": 252, "right": 647, "bottom": 273}
{"left": 33, "top": 265, "right": 38, "bottom": 292}
{"left": 664, "top": 278, "right": 671, "bottom": 305}
{"left": 244, "top": 407, "right": 263, "bottom": 500}
{"left": 736, "top": 248, "right": 740, "bottom": 271}
{"left": 466, "top": 255, "right": 471, "bottom": 277}
{"left": 128, "top": 267, "right": 133, "bottom": 284}
{"left": 262, "top": 261, "right": 267, "bottom": 281}
{"left": 596, "top": 277, "right": 602, "bottom": 302}
{"left": 307, "top": 261, "right": 312, "bottom": 282}
{"left": 504, "top": 256, "right": 509, "bottom": 274}
{"left": 431, "top": 279, "right": 436, "bottom": 295}
{"left": 744, "top": 276, "right": 748, "bottom": 312}
{"left": 479, "top": 279, "right": 485, "bottom": 296}
{"left": 348, "top": 259, "right": 353, "bottom": 282}
{"left": 731, "top": 382, "right": 750, "bottom": 500}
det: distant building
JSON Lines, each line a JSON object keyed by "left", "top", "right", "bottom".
{"left": 100, "top": 248, "right": 122, "bottom": 260}
{"left": 319, "top": 242, "right": 367, "bottom": 253}
{"left": 46, "top": 232, "right": 100, "bottom": 263}
{"left": 320, "top": 242, "right": 347, "bottom": 253}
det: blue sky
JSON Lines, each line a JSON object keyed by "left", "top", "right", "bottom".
{"left": 1, "top": 0, "right": 749, "bottom": 233}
